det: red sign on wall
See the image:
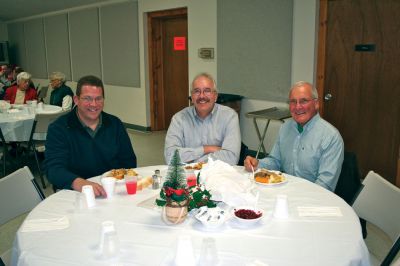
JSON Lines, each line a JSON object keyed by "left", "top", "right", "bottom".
{"left": 174, "top": 37, "right": 186, "bottom": 51}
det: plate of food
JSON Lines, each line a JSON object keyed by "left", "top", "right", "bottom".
{"left": 253, "top": 169, "right": 287, "bottom": 186}
{"left": 102, "top": 168, "right": 138, "bottom": 183}
{"left": 184, "top": 162, "right": 206, "bottom": 170}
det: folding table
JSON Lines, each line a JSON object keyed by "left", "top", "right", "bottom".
{"left": 246, "top": 107, "right": 291, "bottom": 158}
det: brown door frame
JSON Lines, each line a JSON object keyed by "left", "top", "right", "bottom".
{"left": 316, "top": 0, "right": 400, "bottom": 186}
{"left": 147, "top": 7, "right": 188, "bottom": 131}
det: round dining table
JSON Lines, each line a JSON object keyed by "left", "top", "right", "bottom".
{"left": 0, "top": 104, "right": 62, "bottom": 142}
{"left": 11, "top": 165, "right": 370, "bottom": 266}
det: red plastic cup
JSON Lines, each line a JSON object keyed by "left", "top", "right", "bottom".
{"left": 125, "top": 176, "right": 137, "bottom": 195}
{"left": 186, "top": 171, "right": 197, "bottom": 187}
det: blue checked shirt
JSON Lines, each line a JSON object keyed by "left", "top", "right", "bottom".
{"left": 164, "top": 104, "right": 241, "bottom": 165}
{"left": 259, "top": 113, "right": 344, "bottom": 191}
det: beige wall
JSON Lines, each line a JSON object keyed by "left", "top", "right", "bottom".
{"left": 30, "top": 0, "right": 318, "bottom": 152}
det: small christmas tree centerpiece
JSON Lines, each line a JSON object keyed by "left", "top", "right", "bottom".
{"left": 156, "top": 150, "right": 190, "bottom": 224}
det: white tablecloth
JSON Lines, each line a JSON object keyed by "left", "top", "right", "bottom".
{"left": 0, "top": 104, "right": 62, "bottom": 141}
{"left": 11, "top": 165, "right": 370, "bottom": 266}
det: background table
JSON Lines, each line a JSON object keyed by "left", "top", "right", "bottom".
{"left": 11, "top": 165, "right": 370, "bottom": 266}
{"left": 0, "top": 104, "right": 62, "bottom": 142}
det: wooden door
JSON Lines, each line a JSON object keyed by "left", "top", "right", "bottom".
{"left": 148, "top": 8, "right": 188, "bottom": 131}
{"left": 317, "top": 0, "right": 400, "bottom": 185}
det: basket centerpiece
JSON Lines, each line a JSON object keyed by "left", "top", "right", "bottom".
{"left": 156, "top": 150, "right": 216, "bottom": 224}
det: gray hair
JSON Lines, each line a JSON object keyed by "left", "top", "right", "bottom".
{"left": 16, "top": 72, "right": 32, "bottom": 84}
{"left": 191, "top": 72, "right": 218, "bottom": 93}
{"left": 49, "top": 71, "right": 66, "bottom": 83}
{"left": 290, "top": 81, "right": 318, "bottom": 99}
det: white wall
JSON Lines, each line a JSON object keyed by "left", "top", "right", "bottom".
{"left": 29, "top": 0, "right": 319, "bottom": 153}
{"left": 240, "top": 0, "right": 317, "bottom": 151}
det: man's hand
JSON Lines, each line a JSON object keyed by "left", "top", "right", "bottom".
{"left": 244, "top": 156, "right": 259, "bottom": 172}
{"left": 71, "top": 177, "right": 107, "bottom": 197}
{"left": 203, "top": 145, "right": 221, "bottom": 154}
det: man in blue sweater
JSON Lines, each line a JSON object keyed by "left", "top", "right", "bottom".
{"left": 45, "top": 75, "right": 137, "bottom": 196}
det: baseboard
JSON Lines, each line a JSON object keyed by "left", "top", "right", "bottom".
{"left": 123, "top": 123, "right": 151, "bottom": 132}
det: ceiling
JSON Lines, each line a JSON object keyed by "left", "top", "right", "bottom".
{"left": 0, "top": 0, "right": 121, "bottom": 22}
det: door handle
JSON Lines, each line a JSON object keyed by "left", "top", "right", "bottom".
{"left": 324, "top": 93, "right": 332, "bottom": 101}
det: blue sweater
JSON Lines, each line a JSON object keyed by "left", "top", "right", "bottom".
{"left": 45, "top": 109, "right": 137, "bottom": 189}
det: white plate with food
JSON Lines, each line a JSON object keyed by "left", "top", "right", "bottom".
{"left": 253, "top": 169, "right": 287, "bottom": 186}
{"left": 102, "top": 168, "right": 138, "bottom": 183}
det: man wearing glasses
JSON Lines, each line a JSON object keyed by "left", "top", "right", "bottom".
{"left": 45, "top": 75, "right": 137, "bottom": 196}
{"left": 244, "top": 81, "right": 344, "bottom": 191}
{"left": 164, "top": 73, "right": 241, "bottom": 165}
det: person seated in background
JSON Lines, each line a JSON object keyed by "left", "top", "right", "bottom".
{"left": 48, "top": 71, "right": 74, "bottom": 110}
{"left": 164, "top": 72, "right": 241, "bottom": 165}
{"left": 4, "top": 71, "right": 37, "bottom": 104}
{"left": 0, "top": 64, "right": 12, "bottom": 99}
{"left": 45, "top": 75, "right": 137, "bottom": 196}
{"left": 244, "top": 81, "right": 344, "bottom": 191}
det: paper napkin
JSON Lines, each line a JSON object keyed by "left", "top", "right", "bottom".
{"left": 21, "top": 216, "right": 69, "bottom": 232}
{"left": 297, "top": 206, "right": 342, "bottom": 217}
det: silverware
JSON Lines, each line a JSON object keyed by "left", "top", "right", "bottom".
{"left": 198, "top": 210, "right": 208, "bottom": 218}
{"left": 207, "top": 215, "right": 212, "bottom": 221}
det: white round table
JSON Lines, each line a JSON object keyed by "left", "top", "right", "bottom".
{"left": 0, "top": 104, "right": 62, "bottom": 141}
{"left": 11, "top": 165, "right": 370, "bottom": 266}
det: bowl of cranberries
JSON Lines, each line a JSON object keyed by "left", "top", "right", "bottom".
{"left": 232, "top": 207, "right": 264, "bottom": 225}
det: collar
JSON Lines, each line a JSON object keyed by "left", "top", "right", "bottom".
{"left": 67, "top": 106, "right": 110, "bottom": 129}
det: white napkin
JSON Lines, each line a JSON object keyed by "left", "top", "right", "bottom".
{"left": 297, "top": 206, "right": 342, "bottom": 217}
{"left": 200, "top": 160, "right": 254, "bottom": 206}
{"left": 21, "top": 216, "right": 69, "bottom": 232}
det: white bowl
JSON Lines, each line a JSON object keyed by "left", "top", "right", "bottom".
{"left": 232, "top": 206, "right": 264, "bottom": 226}
{"left": 195, "top": 207, "right": 226, "bottom": 229}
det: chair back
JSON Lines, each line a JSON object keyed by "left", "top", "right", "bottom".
{"left": 352, "top": 170, "right": 400, "bottom": 242}
{"left": 0, "top": 127, "right": 6, "bottom": 176}
{"left": 0, "top": 166, "right": 44, "bottom": 225}
{"left": 33, "top": 111, "right": 66, "bottom": 135}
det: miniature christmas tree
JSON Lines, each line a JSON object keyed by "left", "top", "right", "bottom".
{"left": 156, "top": 150, "right": 189, "bottom": 206}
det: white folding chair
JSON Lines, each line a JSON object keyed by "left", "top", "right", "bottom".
{"left": 26, "top": 110, "right": 67, "bottom": 188}
{"left": 0, "top": 166, "right": 45, "bottom": 266}
{"left": 352, "top": 171, "right": 400, "bottom": 266}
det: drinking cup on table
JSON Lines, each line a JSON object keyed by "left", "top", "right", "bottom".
{"left": 198, "top": 238, "right": 219, "bottom": 266}
{"left": 174, "top": 235, "right": 196, "bottom": 266}
{"left": 125, "top": 175, "right": 137, "bottom": 195}
{"left": 74, "top": 192, "right": 85, "bottom": 210}
{"left": 99, "top": 221, "right": 119, "bottom": 258}
{"left": 37, "top": 102, "right": 43, "bottom": 111}
{"left": 82, "top": 185, "right": 96, "bottom": 208}
{"left": 273, "top": 194, "right": 289, "bottom": 219}
{"left": 101, "top": 177, "right": 116, "bottom": 199}
{"left": 185, "top": 170, "right": 197, "bottom": 187}
{"left": 31, "top": 100, "right": 37, "bottom": 107}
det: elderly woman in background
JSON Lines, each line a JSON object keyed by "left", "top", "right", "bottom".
{"left": 4, "top": 72, "right": 37, "bottom": 104}
{"left": 49, "top": 71, "right": 74, "bottom": 110}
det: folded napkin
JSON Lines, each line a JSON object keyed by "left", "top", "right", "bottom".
{"left": 200, "top": 159, "right": 254, "bottom": 206}
{"left": 297, "top": 206, "right": 342, "bottom": 217}
{"left": 21, "top": 216, "right": 69, "bottom": 232}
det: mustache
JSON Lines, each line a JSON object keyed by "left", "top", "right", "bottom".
{"left": 195, "top": 97, "right": 210, "bottom": 103}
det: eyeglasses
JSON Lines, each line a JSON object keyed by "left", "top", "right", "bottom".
{"left": 288, "top": 98, "right": 316, "bottom": 106}
{"left": 80, "top": 96, "right": 104, "bottom": 104}
{"left": 192, "top": 88, "right": 215, "bottom": 96}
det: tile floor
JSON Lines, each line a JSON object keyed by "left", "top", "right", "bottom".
{"left": 0, "top": 129, "right": 397, "bottom": 265}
